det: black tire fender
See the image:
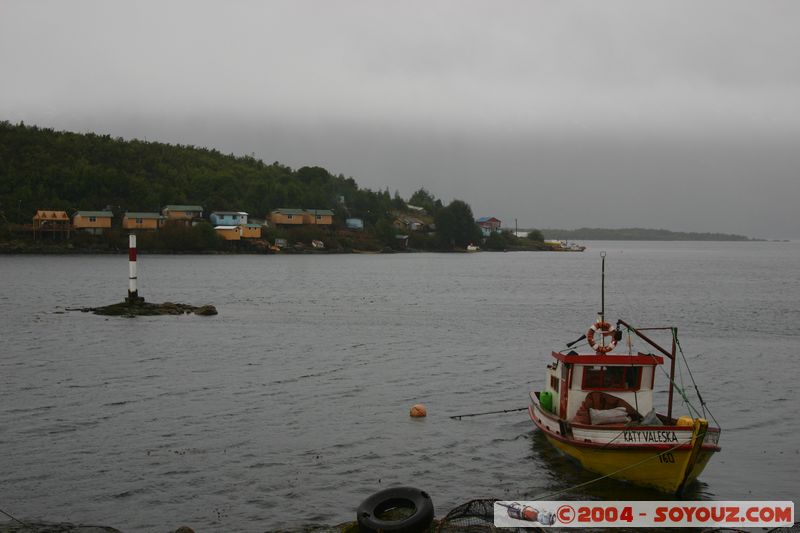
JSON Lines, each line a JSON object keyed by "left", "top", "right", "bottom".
{"left": 356, "top": 486, "right": 434, "bottom": 533}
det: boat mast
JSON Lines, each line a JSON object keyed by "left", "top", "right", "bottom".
{"left": 600, "top": 251, "right": 606, "bottom": 325}
{"left": 668, "top": 328, "right": 677, "bottom": 420}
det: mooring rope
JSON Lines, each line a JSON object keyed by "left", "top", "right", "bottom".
{"left": 0, "top": 506, "right": 32, "bottom": 530}
{"left": 450, "top": 407, "right": 528, "bottom": 420}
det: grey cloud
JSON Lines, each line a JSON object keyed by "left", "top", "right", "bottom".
{"left": 2, "top": 0, "right": 799, "bottom": 237}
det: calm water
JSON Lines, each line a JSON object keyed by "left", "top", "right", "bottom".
{"left": 1, "top": 242, "right": 799, "bottom": 531}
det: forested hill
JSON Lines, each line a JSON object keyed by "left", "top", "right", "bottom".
{"left": 0, "top": 121, "right": 403, "bottom": 224}
{"left": 542, "top": 227, "right": 756, "bottom": 241}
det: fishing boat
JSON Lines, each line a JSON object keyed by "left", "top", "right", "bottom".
{"left": 544, "top": 239, "right": 586, "bottom": 252}
{"left": 564, "top": 241, "right": 586, "bottom": 252}
{"left": 529, "top": 253, "right": 721, "bottom": 494}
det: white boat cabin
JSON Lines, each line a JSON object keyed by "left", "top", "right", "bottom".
{"left": 542, "top": 352, "right": 664, "bottom": 422}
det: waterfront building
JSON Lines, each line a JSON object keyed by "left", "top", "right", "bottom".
{"left": 162, "top": 205, "right": 203, "bottom": 226}
{"left": 240, "top": 223, "right": 262, "bottom": 239}
{"left": 214, "top": 226, "right": 241, "bottom": 241}
{"left": 477, "top": 216, "right": 502, "bottom": 236}
{"left": 210, "top": 211, "right": 248, "bottom": 226}
{"left": 32, "top": 210, "right": 71, "bottom": 239}
{"left": 270, "top": 208, "right": 334, "bottom": 227}
{"left": 270, "top": 208, "right": 306, "bottom": 226}
{"left": 345, "top": 218, "right": 364, "bottom": 231}
{"left": 122, "top": 212, "right": 165, "bottom": 231}
{"left": 303, "top": 209, "right": 334, "bottom": 225}
{"left": 72, "top": 210, "right": 113, "bottom": 235}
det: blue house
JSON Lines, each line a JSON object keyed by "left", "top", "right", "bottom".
{"left": 210, "top": 211, "right": 248, "bottom": 226}
{"left": 345, "top": 218, "right": 364, "bottom": 231}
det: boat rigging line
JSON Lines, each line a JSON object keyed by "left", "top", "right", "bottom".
{"left": 0, "top": 506, "right": 32, "bottom": 530}
{"left": 449, "top": 407, "right": 528, "bottom": 420}
{"left": 673, "top": 330, "right": 721, "bottom": 429}
{"left": 623, "top": 324, "right": 722, "bottom": 432}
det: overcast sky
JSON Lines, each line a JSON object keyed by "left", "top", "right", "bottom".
{"left": 2, "top": 1, "right": 799, "bottom": 238}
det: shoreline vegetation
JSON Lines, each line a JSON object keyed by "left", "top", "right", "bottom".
{"left": 0, "top": 121, "right": 762, "bottom": 255}
{"left": 0, "top": 121, "right": 549, "bottom": 254}
{"left": 0, "top": 235, "right": 550, "bottom": 255}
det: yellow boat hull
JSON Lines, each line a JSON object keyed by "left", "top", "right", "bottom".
{"left": 530, "top": 398, "right": 719, "bottom": 494}
{"left": 544, "top": 433, "right": 716, "bottom": 493}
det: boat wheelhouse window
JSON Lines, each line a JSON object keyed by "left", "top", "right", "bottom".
{"left": 582, "top": 366, "right": 642, "bottom": 391}
{"left": 550, "top": 375, "right": 559, "bottom": 392}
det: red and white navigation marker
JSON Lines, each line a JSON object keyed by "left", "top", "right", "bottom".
{"left": 127, "top": 234, "right": 139, "bottom": 302}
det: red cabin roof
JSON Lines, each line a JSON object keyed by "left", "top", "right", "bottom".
{"left": 552, "top": 351, "right": 664, "bottom": 365}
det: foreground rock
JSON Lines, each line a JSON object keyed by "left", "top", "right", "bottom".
{"left": 0, "top": 521, "right": 122, "bottom": 533}
{"left": 79, "top": 300, "right": 218, "bottom": 317}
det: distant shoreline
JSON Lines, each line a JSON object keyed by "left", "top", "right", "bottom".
{"left": 1, "top": 240, "right": 788, "bottom": 256}
{"left": 540, "top": 227, "right": 762, "bottom": 241}
{"left": 0, "top": 240, "right": 551, "bottom": 255}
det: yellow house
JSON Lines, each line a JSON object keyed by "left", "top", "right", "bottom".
{"left": 270, "top": 208, "right": 306, "bottom": 226}
{"left": 240, "top": 223, "right": 262, "bottom": 239}
{"left": 215, "top": 225, "right": 241, "bottom": 241}
{"left": 72, "top": 210, "right": 113, "bottom": 235}
{"left": 303, "top": 209, "right": 334, "bottom": 226}
{"left": 32, "top": 210, "right": 71, "bottom": 239}
{"left": 162, "top": 204, "right": 203, "bottom": 224}
{"left": 122, "top": 212, "right": 165, "bottom": 231}
{"left": 270, "top": 208, "right": 334, "bottom": 226}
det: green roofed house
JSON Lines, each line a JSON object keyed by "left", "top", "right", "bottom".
{"left": 72, "top": 210, "right": 113, "bottom": 235}
{"left": 270, "top": 208, "right": 307, "bottom": 226}
{"left": 122, "top": 212, "right": 166, "bottom": 231}
{"left": 162, "top": 205, "right": 203, "bottom": 226}
{"left": 303, "top": 209, "right": 334, "bottom": 225}
{"left": 270, "top": 208, "right": 334, "bottom": 226}
{"left": 241, "top": 223, "right": 262, "bottom": 239}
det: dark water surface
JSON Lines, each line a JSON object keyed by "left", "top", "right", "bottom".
{"left": 2, "top": 241, "right": 799, "bottom": 531}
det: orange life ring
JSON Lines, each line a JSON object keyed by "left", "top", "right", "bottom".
{"left": 586, "top": 320, "right": 617, "bottom": 353}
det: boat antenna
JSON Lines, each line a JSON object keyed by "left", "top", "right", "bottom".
{"left": 600, "top": 251, "right": 606, "bottom": 324}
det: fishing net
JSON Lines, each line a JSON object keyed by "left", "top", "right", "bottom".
{"left": 0, "top": 522, "right": 121, "bottom": 532}
{"left": 435, "top": 499, "right": 542, "bottom": 533}
{"left": 766, "top": 522, "right": 800, "bottom": 533}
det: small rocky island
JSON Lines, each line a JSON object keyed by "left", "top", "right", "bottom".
{"left": 81, "top": 297, "right": 217, "bottom": 317}
{"left": 75, "top": 235, "right": 218, "bottom": 317}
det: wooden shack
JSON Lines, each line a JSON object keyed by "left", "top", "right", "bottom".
{"left": 32, "top": 210, "right": 71, "bottom": 240}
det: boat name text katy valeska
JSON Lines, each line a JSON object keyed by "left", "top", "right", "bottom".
{"left": 623, "top": 430, "right": 679, "bottom": 444}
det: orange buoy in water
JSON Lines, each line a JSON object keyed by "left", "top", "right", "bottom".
{"left": 410, "top": 404, "right": 427, "bottom": 418}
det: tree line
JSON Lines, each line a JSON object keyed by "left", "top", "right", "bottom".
{"left": 0, "top": 121, "right": 508, "bottom": 249}
{"left": 0, "top": 121, "right": 401, "bottom": 224}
